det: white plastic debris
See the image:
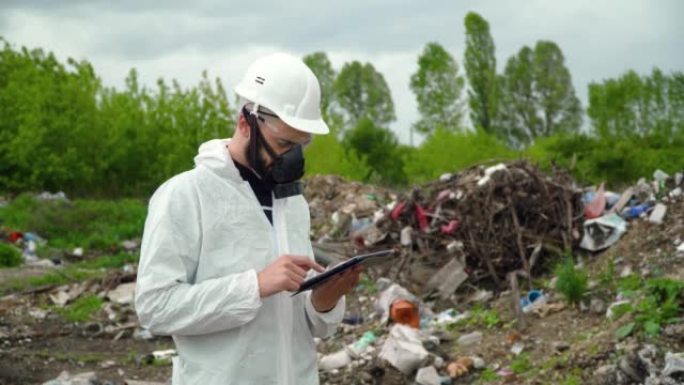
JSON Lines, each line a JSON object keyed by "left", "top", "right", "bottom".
{"left": 424, "top": 258, "right": 467, "bottom": 299}
{"left": 121, "top": 240, "right": 139, "bottom": 251}
{"left": 648, "top": 203, "right": 667, "bottom": 224}
{"left": 472, "top": 356, "right": 486, "bottom": 369}
{"left": 152, "top": 349, "right": 176, "bottom": 361}
{"left": 439, "top": 173, "right": 452, "bottom": 182}
{"left": 477, "top": 163, "right": 507, "bottom": 186}
{"left": 319, "top": 349, "right": 354, "bottom": 371}
{"left": 36, "top": 191, "right": 68, "bottom": 201}
{"left": 606, "top": 300, "right": 631, "bottom": 319}
{"left": 49, "top": 290, "right": 70, "bottom": 307}
{"left": 511, "top": 342, "right": 525, "bottom": 355}
{"left": 415, "top": 366, "right": 441, "bottom": 385}
{"left": 400, "top": 226, "right": 413, "bottom": 246}
{"left": 662, "top": 352, "right": 684, "bottom": 376}
{"left": 653, "top": 169, "right": 669, "bottom": 182}
{"left": 579, "top": 213, "right": 628, "bottom": 251}
{"left": 375, "top": 283, "right": 418, "bottom": 323}
{"left": 446, "top": 240, "right": 464, "bottom": 253}
{"left": 431, "top": 309, "right": 469, "bottom": 327}
{"left": 22, "top": 239, "right": 38, "bottom": 262}
{"left": 28, "top": 308, "right": 47, "bottom": 320}
{"left": 469, "top": 290, "right": 493, "bottom": 303}
{"left": 133, "top": 328, "right": 154, "bottom": 340}
{"left": 107, "top": 282, "right": 137, "bottom": 305}
{"left": 73, "top": 247, "right": 84, "bottom": 257}
{"left": 671, "top": 187, "right": 682, "bottom": 198}
{"left": 457, "top": 331, "right": 483, "bottom": 347}
{"left": 378, "top": 324, "right": 429, "bottom": 374}
{"left": 27, "top": 259, "right": 56, "bottom": 268}
{"left": 42, "top": 371, "right": 96, "bottom": 385}
{"left": 676, "top": 172, "right": 683, "bottom": 186}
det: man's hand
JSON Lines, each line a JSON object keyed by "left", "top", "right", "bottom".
{"left": 257, "top": 255, "right": 324, "bottom": 298}
{"left": 311, "top": 265, "right": 363, "bottom": 312}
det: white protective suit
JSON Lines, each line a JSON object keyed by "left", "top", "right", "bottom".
{"left": 135, "top": 138, "right": 345, "bottom": 385}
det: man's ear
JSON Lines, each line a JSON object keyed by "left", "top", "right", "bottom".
{"left": 237, "top": 114, "right": 250, "bottom": 138}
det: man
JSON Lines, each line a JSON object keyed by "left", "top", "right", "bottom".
{"left": 135, "top": 53, "right": 361, "bottom": 385}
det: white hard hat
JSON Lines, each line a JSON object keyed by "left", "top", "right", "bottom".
{"left": 234, "top": 53, "right": 330, "bottom": 135}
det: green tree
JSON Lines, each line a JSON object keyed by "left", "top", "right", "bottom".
{"left": 410, "top": 42, "right": 465, "bottom": 135}
{"left": 588, "top": 68, "right": 684, "bottom": 140}
{"left": 303, "top": 52, "right": 337, "bottom": 126}
{"left": 333, "top": 61, "right": 395, "bottom": 130}
{"left": 0, "top": 39, "right": 234, "bottom": 197}
{"left": 499, "top": 41, "right": 582, "bottom": 147}
{"left": 343, "top": 117, "right": 405, "bottom": 185}
{"left": 464, "top": 12, "right": 499, "bottom": 136}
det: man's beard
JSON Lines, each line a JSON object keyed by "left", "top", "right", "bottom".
{"left": 245, "top": 142, "right": 272, "bottom": 182}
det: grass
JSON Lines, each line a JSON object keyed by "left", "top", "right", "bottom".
{"left": 57, "top": 293, "right": 103, "bottom": 322}
{"left": 611, "top": 276, "right": 684, "bottom": 339}
{"left": 510, "top": 353, "right": 532, "bottom": 374}
{"left": 554, "top": 256, "right": 588, "bottom": 306}
{"left": 0, "top": 194, "right": 146, "bottom": 252}
{"left": 451, "top": 304, "right": 501, "bottom": 330}
{"left": 475, "top": 368, "right": 498, "bottom": 383}
{"left": 0, "top": 252, "right": 137, "bottom": 295}
{"left": 0, "top": 242, "right": 22, "bottom": 267}
{"left": 0, "top": 266, "right": 105, "bottom": 295}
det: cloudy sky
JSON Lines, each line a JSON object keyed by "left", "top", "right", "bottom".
{"left": 1, "top": 0, "right": 682, "bottom": 143}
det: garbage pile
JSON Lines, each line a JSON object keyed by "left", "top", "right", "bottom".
{"left": 579, "top": 169, "right": 684, "bottom": 252}
{"left": 304, "top": 175, "right": 393, "bottom": 242}
{"left": 307, "top": 161, "right": 584, "bottom": 292}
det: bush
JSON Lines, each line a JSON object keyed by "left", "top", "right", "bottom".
{"left": 304, "top": 131, "right": 370, "bottom": 181}
{"left": 526, "top": 133, "right": 684, "bottom": 187}
{"left": 554, "top": 257, "right": 588, "bottom": 306}
{"left": 0, "top": 243, "right": 22, "bottom": 268}
{"left": 404, "top": 128, "right": 515, "bottom": 183}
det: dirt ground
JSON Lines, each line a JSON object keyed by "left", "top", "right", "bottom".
{"left": 1, "top": 198, "right": 683, "bottom": 385}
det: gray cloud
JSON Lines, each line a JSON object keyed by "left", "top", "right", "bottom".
{"left": 0, "top": 0, "right": 682, "bottom": 143}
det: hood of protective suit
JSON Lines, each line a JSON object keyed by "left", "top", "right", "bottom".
{"left": 135, "top": 138, "right": 345, "bottom": 385}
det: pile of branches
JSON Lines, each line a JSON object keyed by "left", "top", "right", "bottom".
{"left": 375, "top": 160, "right": 583, "bottom": 288}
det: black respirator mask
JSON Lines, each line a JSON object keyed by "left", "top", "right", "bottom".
{"left": 242, "top": 106, "right": 305, "bottom": 199}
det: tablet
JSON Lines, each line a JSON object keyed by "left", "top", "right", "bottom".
{"left": 292, "top": 249, "right": 397, "bottom": 295}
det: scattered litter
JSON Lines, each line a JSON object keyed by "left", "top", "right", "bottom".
{"left": 107, "top": 282, "right": 136, "bottom": 305}
{"left": 663, "top": 352, "right": 684, "bottom": 376}
{"left": 415, "top": 366, "right": 441, "bottom": 385}
{"left": 580, "top": 213, "right": 627, "bottom": 251}
{"left": 606, "top": 300, "right": 631, "bottom": 319}
{"left": 477, "top": 163, "right": 507, "bottom": 186}
{"left": 431, "top": 309, "right": 468, "bottom": 327}
{"left": 152, "top": 349, "right": 176, "bottom": 361}
{"left": 520, "top": 290, "right": 546, "bottom": 314}
{"left": 447, "top": 357, "right": 474, "bottom": 377}
{"left": 42, "top": 371, "right": 96, "bottom": 385}
{"left": 457, "top": 331, "right": 483, "bottom": 347}
{"left": 390, "top": 299, "right": 420, "bottom": 328}
{"left": 375, "top": 283, "right": 418, "bottom": 323}
{"left": 36, "top": 191, "right": 68, "bottom": 201}
{"left": 584, "top": 183, "right": 606, "bottom": 219}
{"left": 423, "top": 258, "right": 468, "bottom": 299}
{"left": 648, "top": 203, "right": 667, "bottom": 224}
{"left": 378, "top": 324, "right": 429, "bottom": 374}
{"left": 622, "top": 203, "right": 652, "bottom": 219}
{"left": 510, "top": 342, "right": 525, "bottom": 355}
